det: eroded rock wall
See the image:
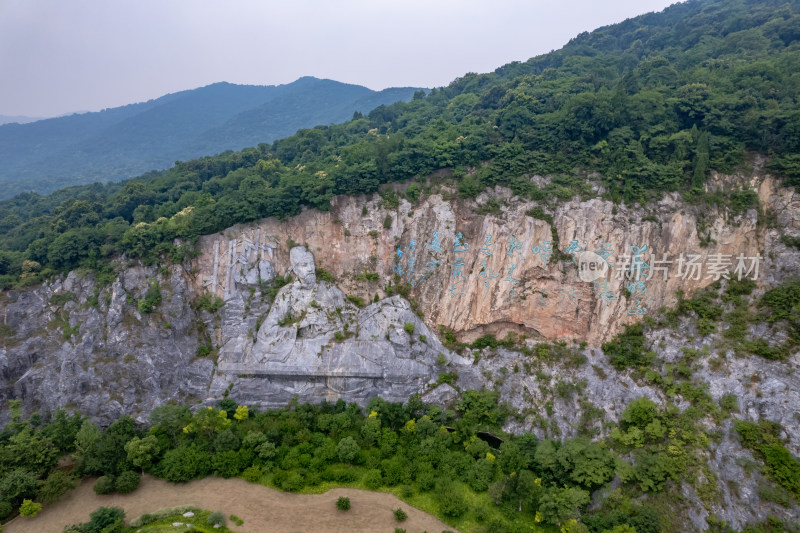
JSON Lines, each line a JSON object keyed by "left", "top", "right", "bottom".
{"left": 191, "top": 172, "right": 798, "bottom": 345}
{"left": 1, "top": 170, "right": 799, "bottom": 530}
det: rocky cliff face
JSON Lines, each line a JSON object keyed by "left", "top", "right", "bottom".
{"left": 1, "top": 169, "right": 799, "bottom": 530}
{"left": 210, "top": 246, "right": 468, "bottom": 407}
{"left": 191, "top": 170, "right": 795, "bottom": 346}
{"left": 454, "top": 333, "right": 800, "bottom": 530}
{"left": 0, "top": 247, "right": 463, "bottom": 421}
{"left": 0, "top": 264, "right": 213, "bottom": 422}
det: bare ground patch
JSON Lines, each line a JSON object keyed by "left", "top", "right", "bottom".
{"left": 3, "top": 474, "right": 456, "bottom": 533}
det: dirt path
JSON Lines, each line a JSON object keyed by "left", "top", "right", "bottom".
{"left": 3, "top": 475, "right": 455, "bottom": 533}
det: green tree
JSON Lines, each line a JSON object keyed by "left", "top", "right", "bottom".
{"left": 19, "top": 499, "right": 41, "bottom": 517}
{"left": 762, "top": 444, "right": 800, "bottom": 497}
{"left": 405, "top": 184, "right": 420, "bottom": 203}
{"left": 692, "top": 132, "right": 709, "bottom": 191}
{"left": 601, "top": 324, "right": 652, "bottom": 369}
{"left": 556, "top": 438, "right": 615, "bottom": 489}
{"left": 0, "top": 469, "right": 39, "bottom": 508}
{"left": 81, "top": 415, "right": 138, "bottom": 476}
{"left": 5, "top": 427, "right": 58, "bottom": 474}
{"left": 242, "top": 431, "right": 267, "bottom": 450}
{"left": 138, "top": 280, "right": 162, "bottom": 314}
{"left": 183, "top": 407, "right": 231, "bottom": 438}
{"left": 381, "top": 455, "right": 410, "bottom": 486}
{"left": 621, "top": 398, "right": 658, "bottom": 429}
{"left": 499, "top": 441, "right": 529, "bottom": 475}
{"left": 110, "top": 181, "right": 153, "bottom": 221}
{"left": 255, "top": 441, "right": 277, "bottom": 461}
{"left": 212, "top": 429, "right": 241, "bottom": 453}
{"left": 336, "top": 496, "right": 351, "bottom": 511}
{"left": 114, "top": 471, "right": 141, "bottom": 494}
{"left": 457, "top": 389, "right": 508, "bottom": 429}
{"left": 537, "top": 486, "right": 590, "bottom": 526}
{"left": 535, "top": 439, "right": 559, "bottom": 474}
{"left": 336, "top": 436, "right": 360, "bottom": 464}
{"left": 360, "top": 416, "right": 381, "bottom": 446}
{"left": 435, "top": 478, "right": 468, "bottom": 518}
{"left": 148, "top": 404, "right": 191, "bottom": 445}
{"left": 46, "top": 229, "right": 92, "bottom": 269}
{"left": 37, "top": 470, "right": 78, "bottom": 504}
{"left": 124, "top": 435, "right": 160, "bottom": 473}
{"left": 93, "top": 476, "right": 115, "bottom": 495}
{"left": 465, "top": 436, "right": 491, "bottom": 458}
{"left": 84, "top": 506, "right": 126, "bottom": 533}
{"left": 158, "top": 445, "right": 211, "bottom": 482}
{"left": 43, "top": 409, "right": 82, "bottom": 453}
{"left": 465, "top": 458, "right": 495, "bottom": 492}
{"left": 74, "top": 419, "right": 101, "bottom": 464}
{"left": 212, "top": 450, "right": 246, "bottom": 478}
{"left": 513, "top": 469, "right": 542, "bottom": 512}
{"left": 363, "top": 469, "right": 383, "bottom": 489}
{"left": 633, "top": 451, "right": 678, "bottom": 492}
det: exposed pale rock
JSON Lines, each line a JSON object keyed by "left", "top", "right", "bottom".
{"left": 192, "top": 174, "right": 790, "bottom": 346}
{"left": 211, "top": 245, "right": 465, "bottom": 407}
{"left": 0, "top": 172, "right": 799, "bottom": 530}
{"left": 423, "top": 383, "right": 459, "bottom": 406}
{"left": 289, "top": 246, "right": 316, "bottom": 288}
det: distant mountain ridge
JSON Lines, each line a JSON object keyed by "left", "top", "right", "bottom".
{"left": 0, "top": 77, "right": 422, "bottom": 198}
{"left": 0, "top": 115, "right": 44, "bottom": 126}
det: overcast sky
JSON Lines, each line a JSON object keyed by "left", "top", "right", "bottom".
{"left": 0, "top": 0, "right": 679, "bottom": 117}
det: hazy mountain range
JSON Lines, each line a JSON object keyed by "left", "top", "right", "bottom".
{"left": 0, "top": 115, "right": 45, "bottom": 126}
{"left": 0, "top": 77, "right": 422, "bottom": 199}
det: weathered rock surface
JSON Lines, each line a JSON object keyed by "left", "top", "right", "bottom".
{"left": 0, "top": 266, "right": 213, "bottom": 422}
{"left": 456, "top": 332, "right": 800, "bottom": 530}
{"left": 0, "top": 169, "right": 798, "bottom": 530}
{"left": 208, "top": 246, "right": 468, "bottom": 407}
{"left": 192, "top": 171, "right": 796, "bottom": 346}
{"left": 507, "top": 306, "right": 800, "bottom": 529}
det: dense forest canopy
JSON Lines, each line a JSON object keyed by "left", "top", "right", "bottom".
{"left": 2, "top": 378, "right": 798, "bottom": 532}
{"left": 0, "top": 0, "right": 799, "bottom": 286}
{"left": 0, "top": 391, "right": 785, "bottom": 533}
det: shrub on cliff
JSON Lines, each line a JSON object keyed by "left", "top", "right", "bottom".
{"left": 601, "top": 323, "right": 654, "bottom": 369}
{"left": 137, "top": 280, "right": 162, "bottom": 314}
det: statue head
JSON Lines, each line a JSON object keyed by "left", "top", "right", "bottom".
{"left": 289, "top": 246, "right": 316, "bottom": 287}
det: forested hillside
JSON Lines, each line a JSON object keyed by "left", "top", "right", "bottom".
{"left": 0, "top": 78, "right": 420, "bottom": 198}
{"left": 0, "top": 0, "right": 797, "bottom": 287}
{"left": 2, "top": 1, "right": 800, "bottom": 532}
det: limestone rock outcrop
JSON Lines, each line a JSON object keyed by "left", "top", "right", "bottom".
{"left": 209, "top": 246, "right": 465, "bottom": 407}
{"left": 192, "top": 171, "right": 795, "bottom": 345}
{"left": 1, "top": 169, "right": 799, "bottom": 530}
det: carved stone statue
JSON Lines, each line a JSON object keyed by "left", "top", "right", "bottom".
{"left": 289, "top": 246, "right": 316, "bottom": 288}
